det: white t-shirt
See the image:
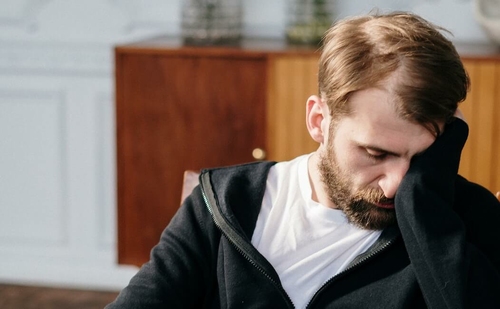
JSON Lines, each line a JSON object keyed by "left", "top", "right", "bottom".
{"left": 251, "top": 154, "right": 381, "bottom": 309}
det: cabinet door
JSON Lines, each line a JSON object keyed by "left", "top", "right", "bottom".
{"left": 459, "top": 59, "right": 500, "bottom": 195}
{"left": 116, "top": 52, "right": 267, "bottom": 266}
{"left": 267, "top": 54, "right": 320, "bottom": 161}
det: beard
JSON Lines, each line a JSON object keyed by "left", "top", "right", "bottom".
{"left": 318, "top": 145, "right": 396, "bottom": 230}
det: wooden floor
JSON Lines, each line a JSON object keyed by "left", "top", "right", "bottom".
{"left": 0, "top": 284, "right": 119, "bottom": 309}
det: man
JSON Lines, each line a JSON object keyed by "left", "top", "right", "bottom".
{"left": 107, "top": 12, "right": 500, "bottom": 308}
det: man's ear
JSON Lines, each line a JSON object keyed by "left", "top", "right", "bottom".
{"left": 306, "top": 95, "right": 328, "bottom": 144}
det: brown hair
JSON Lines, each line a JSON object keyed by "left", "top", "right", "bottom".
{"left": 318, "top": 12, "right": 470, "bottom": 135}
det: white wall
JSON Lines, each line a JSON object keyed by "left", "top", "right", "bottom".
{"left": 242, "top": 0, "right": 490, "bottom": 43}
{"left": 0, "top": 0, "right": 492, "bottom": 291}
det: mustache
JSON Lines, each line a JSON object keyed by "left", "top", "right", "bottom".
{"left": 352, "top": 188, "right": 393, "bottom": 204}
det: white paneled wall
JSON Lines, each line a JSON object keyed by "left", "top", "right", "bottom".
{"left": 0, "top": 0, "right": 490, "bottom": 291}
{"left": 0, "top": 74, "right": 138, "bottom": 290}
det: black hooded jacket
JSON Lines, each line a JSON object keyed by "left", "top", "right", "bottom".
{"left": 107, "top": 119, "right": 500, "bottom": 308}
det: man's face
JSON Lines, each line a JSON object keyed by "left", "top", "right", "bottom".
{"left": 318, "top": 87, "right": 439, "bottom": 230}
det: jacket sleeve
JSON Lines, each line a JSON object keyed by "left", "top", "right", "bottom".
{"left": 394, "top": 118, "right": 500, "bottom": 309}
{"left": 105, "top": 185, "right": 221, "bottom": 309}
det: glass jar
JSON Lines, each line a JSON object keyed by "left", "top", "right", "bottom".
{"left": 285, "top": 0, "right": 335, "bottom": 46}
{"left": 181, "top": 0, "right": 243, "bottom": 46}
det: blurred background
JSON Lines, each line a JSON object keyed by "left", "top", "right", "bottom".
{"left": 0, "top": 0, "right": 495, "bottom": 297}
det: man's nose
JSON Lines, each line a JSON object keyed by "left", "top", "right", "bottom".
{"left": 378, "top": 160, "right": 410, "bottom": 199}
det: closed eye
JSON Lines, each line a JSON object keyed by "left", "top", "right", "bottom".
{"left": 365, "top": 148, "right": 388, "bottom": 161}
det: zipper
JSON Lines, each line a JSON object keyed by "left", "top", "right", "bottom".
{"left": 199, "top": 175, "right": 295, "bottom": 308}
{"left": 305, "top": 235, "right": 397, "bottom": 308}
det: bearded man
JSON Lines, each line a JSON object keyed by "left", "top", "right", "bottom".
{"left": 108, "top": 12, "right": 500, "bottom": 308}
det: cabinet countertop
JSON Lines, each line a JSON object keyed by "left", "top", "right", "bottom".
{"left": 115, "top": 35, "right": 500, "bottom": 60}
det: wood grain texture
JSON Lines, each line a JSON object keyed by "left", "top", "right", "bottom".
{"left": 493, "top": 64, "right": 500, "bottom": 193}
{"left": 459, "top": 59, "right": 500, "bottom": 194}
{"left": 116, "top": 51, "right": 267, "bottom": 266}
{"left": 0, "top": 284, "right": 118, "bottom": 309}
{"left": 266, "top": 55, "right": 319, "bottom": 161}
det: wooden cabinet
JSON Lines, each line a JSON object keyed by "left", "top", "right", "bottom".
{"left": 115, "top": 37, "right": 319, "bottom": 266}
{"left": 116, "top": 39, "right": 500, "bottom": 267}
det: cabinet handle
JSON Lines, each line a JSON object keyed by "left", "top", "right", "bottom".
{"left": 252, "top": 148, "right": 266, "bottom": 160}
